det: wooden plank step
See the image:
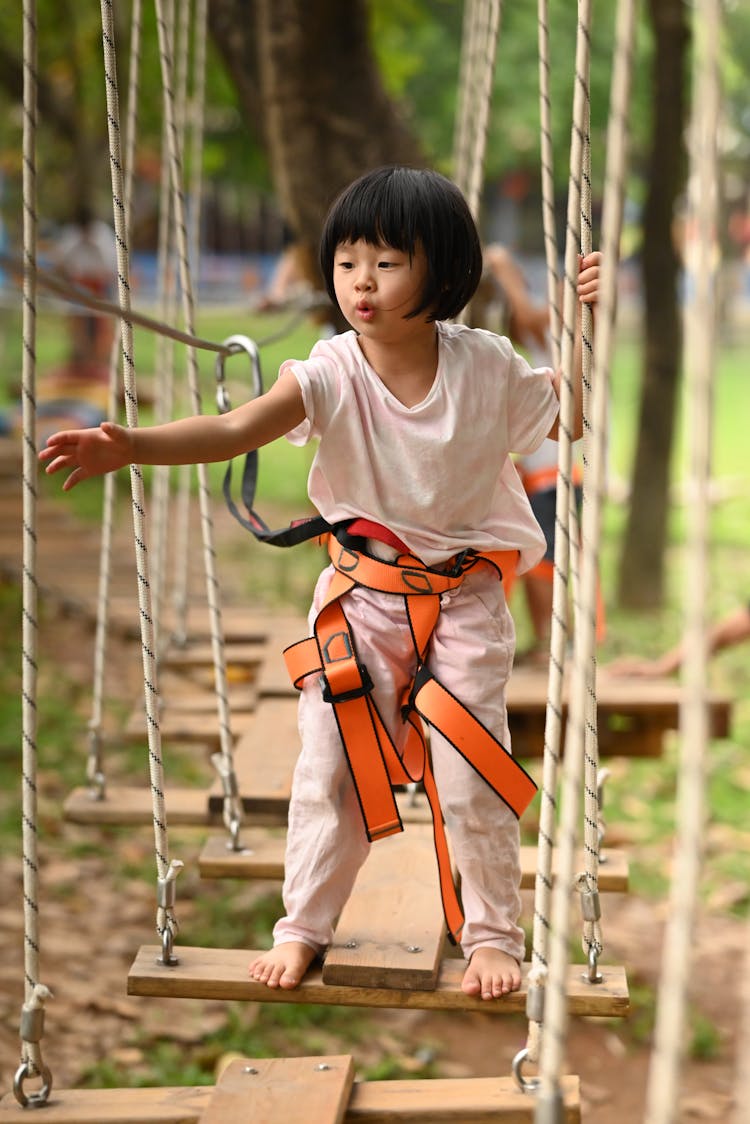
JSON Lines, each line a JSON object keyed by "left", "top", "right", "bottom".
{"left": 128, "top": 944, "right": 630, "bottom": 1017}
{"left": 323, "top": 827, "right": 446, "bottom": 991}
{"left": 162, "top": 641, "right": 266, "bottom": 670}
{"left": 198, "top": 833, "right": 630, "bottom": 891}
{"left": 0, "top": 1074, "right": 582, "bottom": 1121}
{"left": 62, "top": 785, "right": 289, "bottom": 829}
{"left": 201, "top": 1055, "right": 354, "bottom": 1124}
{"left": 123, "top": 707, "right": 256, "bottom": 745}
{"left": 206, "top": 697, "right": 301, "bottom": 814}
{"left": 64, "top": 785, "right": 214, "bottom": 826}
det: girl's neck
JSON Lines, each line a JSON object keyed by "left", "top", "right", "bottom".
{"left": 357, "top": 324, "right": 439, "bottom": 408}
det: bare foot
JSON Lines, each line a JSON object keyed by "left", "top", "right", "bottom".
{"left": 461, "top": 947, "right": 522, "bottom": 1000}
{"left": 248, "top": 942, "right": 317, "bottom": 990}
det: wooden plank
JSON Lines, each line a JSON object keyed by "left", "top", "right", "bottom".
{"left": 64, "top": 785, "right": 213, "bottom": 827}
{"left": 63, "top": 785, "right": 289, "bottom": 829}
{"left": 163, "top": 641, "right": 266, "bottom": 670}
{"left": 323, "top": 827, "right": 446, "bottom": 991}
{"left": 0, "top": 1085, "right": 212, "bottom": 1122}
{"left": 199, "top": 1056, "right": 354, "bottom": 1124}
{"left": 0, "top": 1075, "right": 582, "bottom": 1123}
{"left": 123, "top": 708, "right": 256, "bottom": 746}
{"left": 207, "top": 698, "right": 301, "bottom": 814}
{"left": 198, "top": 834, "right": 629, "bottom": 892}
{"left": 345, "top": 1075, "right": 581, "bottom": 1122}
{"left": 199, "top": 829, "right": 288, "bottom": 879}
{"left": 128, "top": 945, "right": 630, "bottom": 1017}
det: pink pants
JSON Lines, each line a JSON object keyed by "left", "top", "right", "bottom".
{"left": 273, "top": 562, "right": 525, "bottom": 965}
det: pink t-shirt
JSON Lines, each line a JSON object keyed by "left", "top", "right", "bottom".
{"left": 282, "top": 322, "right": 559, "bottom": 572}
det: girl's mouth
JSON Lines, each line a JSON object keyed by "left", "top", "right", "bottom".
{"left": 356, "top": 302, "right": 374, "bottom": 321}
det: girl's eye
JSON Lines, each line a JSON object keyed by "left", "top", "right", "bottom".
{"left": 337, "top": 261, "right": 353, "bottom": 270}
{"left": 378, "top": 260, "right": 397, "bottom": 269}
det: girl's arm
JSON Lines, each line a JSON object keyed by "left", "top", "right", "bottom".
{"left": 546, "top": 251, "right": 601, "bottom": 441}
{"left": 39, "top": 367, "right": 306, "bottom": 491}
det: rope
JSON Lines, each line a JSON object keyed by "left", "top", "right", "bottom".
{"left": 579, "top": 0, "right": 637, "bottom": 980}
{"left": 576, "top": 118, "right": 603, "bottom": 973}
{"left": 534, "top": 4, "right": 592, "bottom": 1117}
{"left": 0, "top": 251, "right": 234, "bottom": 356}
{"left": 452, "top": 0, "right": 503, "bottom": 221}
{"left": 167, "top": 0, "right": 195, "bottom": 644}
{"left": 15, "top": 0, "right": 53, "bottom": 1106}
{"left": 88, "top": 0, "right": 144, "bottom": 800}
{"left": 99, "top": 0, "right": 181, "bottom": 957}
{"left": 537, "top": 0, "right": 561, "bottom": 369}
{"left": 150, "top": 0, "right": 179, "bottom": 653}
{"left": 644, "top": 1, "right": 720, "bottom": 1119}
{"left": 153, "top": 0, "right": 243, "bottom": 849}
{"left": 516, "top": 2, "right": 568, "bottom": 1087}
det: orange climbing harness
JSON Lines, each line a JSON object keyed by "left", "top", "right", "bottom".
{"left": 283, "top": 526, "right": 538, "bottom": 944}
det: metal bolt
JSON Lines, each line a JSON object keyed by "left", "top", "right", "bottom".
{"left": 243, "top": 1066, "right": 259, "bottom": 1075}
{"left": 345, "top": 940, "right": 358, "bottom": 949}
{"left": 314, "top": 1064, "right": 332, "bottom": 1071}
{"left": 406, "top": 945, "right": 423, "bottom": 954}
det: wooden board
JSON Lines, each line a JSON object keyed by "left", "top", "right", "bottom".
{"left": 0, "top": 1075, "right": 582, "bottom": 1122}
{"left": 128, "top": 944, "right": 629, "bottom": 1017}
{"left": 63, "top": 785, "right": 290, "bottom": 829}
{"left": 200, "top": 1056, "right": 354, "bottom": 1124}
{"left": 198, "top": 833, "right": 630, "bottom": 892}
{"left": 322, "top": 827, "right": 446, "bottom": 991}
{"left": 64, "top": 785, "right": 214, "bottom": 827}
{"left": 206, "top": 698, "right": 301, "bottom": 814}
{"left": 123, "top": 707, "right": 256, "bottom": 746}
{"left": 507, "top": 666, "right": 732, "bottom": 757}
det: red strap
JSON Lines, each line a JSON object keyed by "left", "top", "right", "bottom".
{"left": 346, "top": 519, "right": 410, "bottom": 554}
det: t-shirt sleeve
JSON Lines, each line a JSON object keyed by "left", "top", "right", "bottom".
{"left": 280, "top": 350, "right": 340, "bottom": 446}
{"left": 504, "top": 345, "right": 559, "bottom": 454}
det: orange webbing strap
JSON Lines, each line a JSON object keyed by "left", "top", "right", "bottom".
{"left": 282, "top": 537, "right": 538, "bottom": 944}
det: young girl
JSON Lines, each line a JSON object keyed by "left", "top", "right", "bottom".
{"left": 41, "top": 166, "right": 601, "bottom": 1002}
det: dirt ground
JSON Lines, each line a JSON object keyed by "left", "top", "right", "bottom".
{"left": 0, "top": 538, "right": 747, "bottom": 1122}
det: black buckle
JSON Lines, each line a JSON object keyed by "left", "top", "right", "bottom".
{"left": 319, "top": 663, "right": 374, "bottom": 705}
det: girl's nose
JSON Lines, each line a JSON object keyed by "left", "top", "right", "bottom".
{"left": 355, "top": 270, "right": 373, "bottom": 291}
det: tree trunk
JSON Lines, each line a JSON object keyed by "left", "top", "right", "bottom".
{"left": 209, "top": 0, "right": 423, "bottom": 307}
{"left": 617, "top": 0, "right": 689, "bottom": 609}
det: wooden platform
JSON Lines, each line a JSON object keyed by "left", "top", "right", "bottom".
{"left": 128, "top": 944, "right": 629, "bottom": 1016}
{"left": 198, "top": 831, "right": 630, "bottom": 891}
{"left": 0, "top": 1071, "right": 582, "bottom": 1122}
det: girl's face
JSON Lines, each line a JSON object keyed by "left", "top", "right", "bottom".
{"left": 332, "top": 239, "right": 432, "bottom": 343}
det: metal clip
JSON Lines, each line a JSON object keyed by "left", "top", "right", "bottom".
{"left": 215, "top": 335, "right": 263, "bottom": 415}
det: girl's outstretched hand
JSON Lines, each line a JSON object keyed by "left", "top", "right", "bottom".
{"left": 39, "top": 421, "right": 134, "bottom": 490}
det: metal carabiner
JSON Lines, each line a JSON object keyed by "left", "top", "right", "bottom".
{"left": 215, "top": 334, "right": 263, "bottom": 415}
{"left": 585, "top": 943, "right": 603, "bottom": 984}
{"left": 511, "top": 1047, "right": 540, "bottom": 1095}
{"left": 13, "top": 1059, "right": 53, "bottom": 1108}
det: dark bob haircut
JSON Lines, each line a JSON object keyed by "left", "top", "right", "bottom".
{"left": 319, "top": 166, "right": 483, "bottom": 322}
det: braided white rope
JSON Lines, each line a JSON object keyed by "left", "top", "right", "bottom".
{"left": 153, "top": 0, "right": 242, "bottom": 843}
{"left": 579, "top": 0, "right": 637, "bottom": 976}
{"left": 576, "top": 122, "right": 603, "bottom": 968}
{"left": 16, "top": 0, "right": 52, "bottom": 1105}
{"left": 88, "top": 0, "right": 143, "bottom": 798}
{"left": 168, "top": 0, "right": 195, "bottom": 645}
{"left": 519, "top": 1, "right": 566, "bottom": 1080}
{"left": 99, "top": 1, "right": 180, "bottom": 952}
{"left": 537, "top": 0, "right": 561, "bottom": 369}
{"left": 644, "top": 2, "right": 720, "bottom": 1120}
{"left": 534, "top": 3, "right": 592, "bottom": 1116}
{"left": 150, "top": 0, "right": 179, "bottom": 652}
{"left": 452, "top": 0, "right": 503, "bottom": 221}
